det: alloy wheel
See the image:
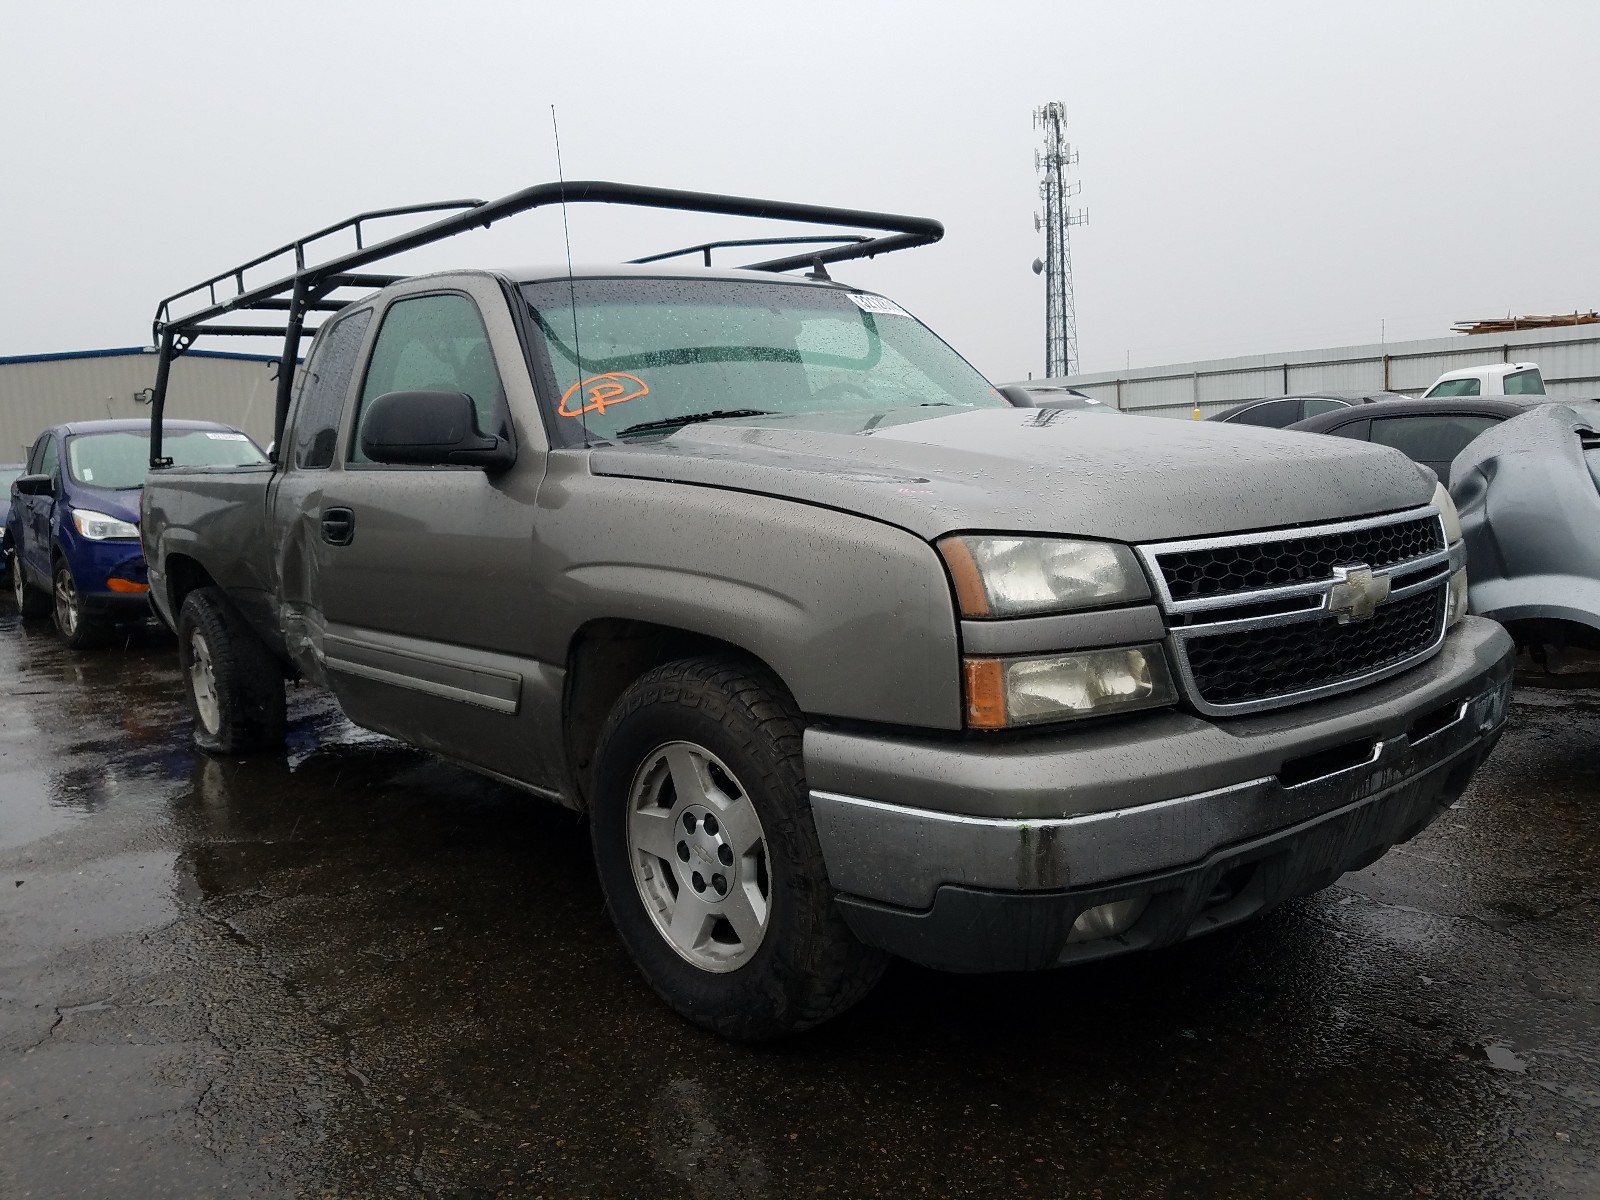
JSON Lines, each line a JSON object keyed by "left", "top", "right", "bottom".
{"left": 188, "top": 629, "right": 221, "bottom": 734}
{"left": 53, "top": 568, "right": 79, "bottom": 637}
{"left": 626, "top": 740, "right": 771, "bottom": 972}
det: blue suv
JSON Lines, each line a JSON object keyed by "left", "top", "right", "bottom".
{"left": 8, "top": 419, "right": 266, "bottom": 648}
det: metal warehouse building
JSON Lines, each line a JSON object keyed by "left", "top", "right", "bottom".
{"left": 0, "top": 347, "right": 277, "bottom": 460}
{"left": 1042, "top": 321, "right": 1600, "bottom": 419}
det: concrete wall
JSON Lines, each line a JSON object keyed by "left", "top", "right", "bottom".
{"left": 0, "top": 348, "right": 278, "bottom": 460}
{"left": 1029, "top": 322, "right": 1600, "bottom": 419}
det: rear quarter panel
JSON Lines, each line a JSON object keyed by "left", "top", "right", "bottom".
{"left": 143, "top": 465, "right": 279, "bottom": 647}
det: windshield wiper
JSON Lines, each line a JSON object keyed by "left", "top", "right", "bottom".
{"left": 613, "top": 410, "right": 774, "bottom": 439}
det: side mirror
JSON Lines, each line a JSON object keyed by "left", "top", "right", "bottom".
{"left": 13, "top": 473, "right": 53, "bottom": 497}
{"left": 358, "top": 391, "right": 514, "bottom": 471}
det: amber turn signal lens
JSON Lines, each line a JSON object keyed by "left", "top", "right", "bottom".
{"left": 106, "top": 578, "right": 149, "bottom": 594}
{"left": 938, "top": 537, "right": 991, "bottom": 618}
{"left": 964, "top": 657, "right": 1006, "bottom": 729}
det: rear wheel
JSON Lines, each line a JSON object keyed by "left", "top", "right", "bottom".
{"left": 590, "top": 656, "right": 887, "bottom": 1040}
{"left": 52, "top": 562, "right": 108, "bottom": 649}
{"left": 11, "top": 550, "right": 50, "bottom": 619}
{"left": 177, "top": 587, "right": 286, "bottom": 754}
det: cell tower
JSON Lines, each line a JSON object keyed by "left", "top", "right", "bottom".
{"left": 1032, "top": 102, "right": 1087, "bottom": 378}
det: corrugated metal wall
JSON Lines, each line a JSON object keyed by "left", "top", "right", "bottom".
{"left": 0, "top": 350, "right": 277, "bottom": 460}
{"left": 1032, "top": 323, "right": 1600, "bottom": 418}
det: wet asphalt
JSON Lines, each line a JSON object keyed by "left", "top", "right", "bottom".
{"left": 0, "top": 605, "right": 1595, "bottom": 1200}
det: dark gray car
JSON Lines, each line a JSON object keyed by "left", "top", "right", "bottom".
{"left": 1449, "top": 402, "right": 1600, "bottom": 654}
{"left": 1288, "top": 396, "right": 1543, "bottom": 480}
{"left": 1209, "top": 391, "right": 1409, "bottom": 428}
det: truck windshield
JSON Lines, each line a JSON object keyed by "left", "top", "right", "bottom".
{"left": 521, "top": 278, "right": 1006, "bottom": 443}
{"left": 67, "top": 430, "right": 266, "bottom": 489}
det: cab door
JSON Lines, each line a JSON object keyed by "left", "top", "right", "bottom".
{"left": 19, "top": 434, "right": 61, "bottom": 583}
{"left": 310, "top": 277, "right": 556, "bottom": 789}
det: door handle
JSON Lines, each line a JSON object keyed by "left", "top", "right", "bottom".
{"left": 320, "top": 507, "right": 355, "bottom": 546}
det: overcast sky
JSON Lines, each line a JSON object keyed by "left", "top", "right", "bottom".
{"left": 2, "top": 0, "right": 1596, "bottom": 381}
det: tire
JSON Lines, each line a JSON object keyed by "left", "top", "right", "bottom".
{"left": 11, "top": 549, "right": 50, "bottom": 619}
{"left": 176, "top": 586, "right": 286, "bottom": 755}
{"left": 52, "top": 561, "right": 109, "bottom": 649}
{"left": 590, "top": 656, "right": 887, "bottom": 1040}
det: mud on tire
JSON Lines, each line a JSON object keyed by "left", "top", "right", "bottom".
{"left": 177, "top": 586, "right": 287, "bottom": 755}
{"left": 590, "top": 655, "right": 887, "bottom": 1041}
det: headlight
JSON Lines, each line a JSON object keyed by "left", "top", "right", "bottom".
{"left": 964, "top": 644, "right": 1177, "bottom": 728}
{"left": 1433, "top": 484, "right": 1468, "bottom": 626}
{"left": 1448, "top": 568, "right": 1469, "bottom": 626}
{"left": 1432, "top": 482, "right": 1462, "bottom": 545}
{"left": 72, "top": 510, "right": 140, "bottom": 540}
{"left": 939, "top": 535, "right": 1148, "bottom": 618}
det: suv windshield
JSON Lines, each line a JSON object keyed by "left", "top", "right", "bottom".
{"left": 521, "top": 278, "right": 1005, "bottom": 443}
{"left": 67, "top": 429, "right": 266, "bottom": 489}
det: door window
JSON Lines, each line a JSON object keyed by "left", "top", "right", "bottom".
{"left": 1329, "top": 419, "right": 1370, "bottom": 440}
{"left": 25, "top": 435, "right": 48, "bottom": 474}
{"left": 291, "top": 309, "right": 372, "bottom": 469}
{"left": 1229, "top": 399, "right": 1299, "bottom": 427}
{"left": 1424, "top": 377, "right": 1481, "bottom": 398}
{"left": 353, "top": 294, "right": 503, "bottom": 462}
{"left": 37, "top": 436, "right": 60, "bottom": 484}
{"left": 1369, "top": 414, "right": 1500, "bottom": 463}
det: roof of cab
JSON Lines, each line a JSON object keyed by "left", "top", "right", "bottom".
{"left": 505, "top": 263, "right": 856, "bottom": 288}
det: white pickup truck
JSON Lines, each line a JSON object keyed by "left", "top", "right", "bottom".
{"left": 1423, "top": 362, "right": 1545, "bottom": 398}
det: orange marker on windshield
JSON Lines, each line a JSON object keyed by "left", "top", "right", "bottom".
{"left": 559, "top": 372, "right": 649, "bottom": 418}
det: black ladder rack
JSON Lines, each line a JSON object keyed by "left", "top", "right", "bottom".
{"left": 147, "top": 181, "right": 944, "bottom": 466}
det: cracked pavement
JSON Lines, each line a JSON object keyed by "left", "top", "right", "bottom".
{"left": 0, "top": 609, "right": 1595, "bottom": 1198}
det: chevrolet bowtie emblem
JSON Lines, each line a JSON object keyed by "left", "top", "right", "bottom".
{"left": 1327, "top": 564, "right": 1390, "bottom": 622}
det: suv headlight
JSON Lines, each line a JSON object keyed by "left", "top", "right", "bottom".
{"left": 1433, "top": 483, "right": 1468, "bottom": 626}
{"left": 938, "top": 535, "right": 1149, "bottom": 617}
{"left": 73, "top": 510, "right": 140, "bottom": 540}
{"left": 964, "top": 645, "right": 1178, "bottom": 729}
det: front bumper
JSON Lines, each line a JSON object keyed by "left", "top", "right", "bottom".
{"left": 66, "top": 538, "right": 150, "bottom": 620}
{"left": 808, "top": 617, "right": 1513, "bottom": 972}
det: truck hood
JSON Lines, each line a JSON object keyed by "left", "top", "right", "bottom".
{"left": 588, "top": 407, "right": 1434, "bottom": 542}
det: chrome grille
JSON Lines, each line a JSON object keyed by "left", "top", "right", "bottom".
{"left": 1138, "top": 507, "right": 1452, "bottom": 716}
{"left": 1159, "top": 515, "right": 1443, "bottom": 602}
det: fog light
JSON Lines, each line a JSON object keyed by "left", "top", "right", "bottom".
{"left": 1065, "top": 896, "right": 1150, "bottom": 945}
{"left": 1447, "top": 568, "right": 1469, "bottom": 626}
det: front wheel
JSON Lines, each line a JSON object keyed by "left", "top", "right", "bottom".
{"left": 53, "top": 562, "right": 108, "bottom": 649}
{"left": 177, "top": 587, "right": 286, "bottom": 755}
{"left": 11, "top": 550, "right": 50, "bottom": 619}
{"left": 590, "top": 656, "right": 887, "bottom": 1040}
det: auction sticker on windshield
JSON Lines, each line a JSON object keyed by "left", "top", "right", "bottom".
{"left": 848, "top": 293, "right": 909, "bottom": 317}
{"left": 560, "top": 372, "right": 650, "bottom": 418}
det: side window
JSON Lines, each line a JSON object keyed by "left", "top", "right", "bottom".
{"left": 1369, "top": 415, "right": 1500, "bottom": 463}
{"left": 352, "top": 293, "right": 503, "bottom": 463}
{"left": 1230, "top": 399, "right": 1298, "bottom": 428}
{"left": 38, "top": 436, "right": 60, "bottom": 483}
{"left": 1300, "top": 398, "right": 1349, "bottom": 418}
{"left": 1502, "top": 368, "right": 1545, "bottom": 396}
{"left": 25, "top": 436, "right": 47, "bottom": 474}
{"left": 290, "top": 309, "right": 372, "bottom": 470}
{"left": 1425, "top": 378, "right": 1481, "bottom": 398}
{"left": 1329, "top": 419, "right": 1370, "bottom": 440}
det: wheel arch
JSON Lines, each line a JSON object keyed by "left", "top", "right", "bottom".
{"left": 561, "top": 617, "right": 796, "bottom": 810}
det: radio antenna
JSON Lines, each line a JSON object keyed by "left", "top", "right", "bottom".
{"left": 550, "top": 105, "right": 587, "bottom": 441}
